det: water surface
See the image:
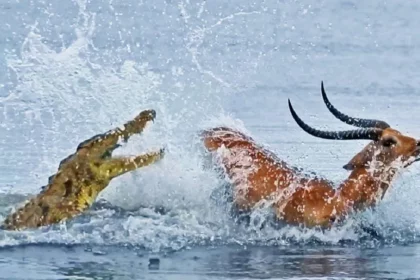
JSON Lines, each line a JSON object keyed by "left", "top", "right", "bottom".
{"left": 1, "top": 0, "right": 420, "bottom": 279}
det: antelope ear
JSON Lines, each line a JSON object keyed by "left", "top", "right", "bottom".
{"left": 343, "top": 152, "right": 364, "bottom": 171}
{"left": 342, "top": 142, "right": 376, "bottom": 171}
{"left": 342, "top": 162, "right": 355, "bottom": 170}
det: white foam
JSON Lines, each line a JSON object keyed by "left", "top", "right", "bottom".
{"left": 1, "top": 0, "right": 420, "bottom": 252}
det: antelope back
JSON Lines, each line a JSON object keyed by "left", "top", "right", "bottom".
{"left": 201, "top": 127, "right": 299, "bottom": 210}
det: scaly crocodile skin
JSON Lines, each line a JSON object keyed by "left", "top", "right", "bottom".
{"left": 2, "top": 109, "right": 164, "bottom": 231}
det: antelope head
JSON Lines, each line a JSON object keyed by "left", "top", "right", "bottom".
{"left": 288, "top": 82, "right": 420, "bottom": 177}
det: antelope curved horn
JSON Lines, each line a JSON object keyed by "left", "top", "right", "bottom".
{"left": 288, "top": 99, "right": 382, "bottom": 141}
{"left": 321, "top": 81, "right": 390, "bottom": 129}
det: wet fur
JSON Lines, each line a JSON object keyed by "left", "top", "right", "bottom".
{"left": 201, "top": 125, "right": 420, "bottom": 229}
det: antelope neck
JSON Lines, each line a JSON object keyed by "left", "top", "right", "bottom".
{"left": 337, "top": 166, "right": 398, "bottom": 211}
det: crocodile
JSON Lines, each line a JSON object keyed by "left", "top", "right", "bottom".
{"left": 1, "top": 109, "right": 164, "bottom": 231}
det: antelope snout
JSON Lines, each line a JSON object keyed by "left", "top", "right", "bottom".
{"left": 412, "top": 140, "right": 420, "bottom": 161}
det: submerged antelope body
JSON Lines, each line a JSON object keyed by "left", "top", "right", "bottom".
{"left": 2, "top": 109, "right": 165, "bottom": 231}
{"left": 202, "top": 82, "right": 420, "bottom": 228}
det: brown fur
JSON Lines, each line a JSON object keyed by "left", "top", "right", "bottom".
{"left": 2, "top": 110, "right": 165, "bottom": 231}
{"left": 201, "top": 124, "right": 420, "bottom": 229}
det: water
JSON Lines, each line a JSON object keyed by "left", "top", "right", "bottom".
{"left": 1, "top": 0, "right": 420, "bottom": 279}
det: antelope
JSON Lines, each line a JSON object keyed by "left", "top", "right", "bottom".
{"left": 1, "top": 109, "right": 165, "bottom": 231}
{"left": 201, "top": 82, "right": 420, "bottom": 229}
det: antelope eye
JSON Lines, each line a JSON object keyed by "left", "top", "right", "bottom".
{"left": 382, "top": 138, "right": 396, "bottom": 147}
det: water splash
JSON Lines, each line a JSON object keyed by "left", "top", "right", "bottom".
{"left": 1, "top": 0, "right": 420, "bottom": 252}
{"left": 0, "top": 0, "right": 238, "bottom": 251}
